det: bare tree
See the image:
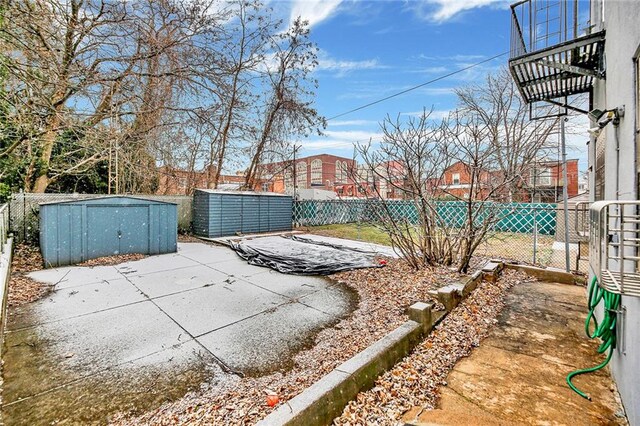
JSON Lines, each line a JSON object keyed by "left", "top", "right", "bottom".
{"left": 357, "top": 74, "right": 560, "bottom": 273}
{"left": 454, "top": 67, "right": 559, "bottom": 201}
{"left": 0, "top": 0, "right": 228, "bottom": 192}
{"left": 243, "top": 17, "right": 324, "bottom": 190}
{"left": 207, "top": 0, "right": 275, "bottom": 188}
{"left": 354, "top": 110, "right": 455, "bottom": 270}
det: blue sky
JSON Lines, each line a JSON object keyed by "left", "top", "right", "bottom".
{"left": 268, "top": 0, "right": 589, "bottom": 171}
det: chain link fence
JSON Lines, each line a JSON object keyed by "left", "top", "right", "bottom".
{"left": 8, "top": 193, "right": 193, "bottom": 244}
{"left": 294, "top": 199, "right": 588, "bottom": 272}
{"left": 7, "top": 193, "right": 588, "bottom": 272}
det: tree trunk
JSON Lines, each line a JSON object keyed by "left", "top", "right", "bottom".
{"left": 32, "top": 110, "right": 62, "bottom": 193}
{"left": 244, "top": 103, "right": 280, "bottom": 190}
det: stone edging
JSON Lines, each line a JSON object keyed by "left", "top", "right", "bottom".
{"left": 257, "top": 267, "right": 485, "bottom": 426}
{"left": 502, "top": 262, "right": 585, "bottom": 285}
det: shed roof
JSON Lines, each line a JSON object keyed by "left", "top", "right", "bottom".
{"left": 39, "top": 195, "right": 177, "bottom": 206}
{"left": 195, "top": 189, "right": 290, "bottom": 197}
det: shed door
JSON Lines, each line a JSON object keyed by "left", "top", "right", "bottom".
{"left": 87, "top": 206, "right": 150, "bottom": 257}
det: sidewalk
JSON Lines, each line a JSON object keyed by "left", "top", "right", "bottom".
{"left": 407, "top": 280, "right": 627, "bottom": 425}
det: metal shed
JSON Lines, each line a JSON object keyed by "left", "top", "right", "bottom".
{"left": 193, "top": 190, "right": 292, "bottom": 238}
{"left": 39, "top": 196, "right": 177, "bottom": 267}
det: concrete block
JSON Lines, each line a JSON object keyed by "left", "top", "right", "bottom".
{"left": 481, "top": 261, "right": 504, "bottom": 283}
{"left": 461, "top": 271, "right": 482, "bottom": 297}
{"left": 437, "top": 285, "right": 462, "bottom": 312}
{"left": 503, "top": 263, "right": 578, "bottom": 285}
{"left": 0, "top": 237, "right": 13, "bottom": 358}
{"left": 432, "top": 310, "right": 447, "bottom": 326}
{"left": 482, "top": 261, "right": 501, "bottom": 273}
{"left": 257, "top": 369, "right": 356, "bottom": 426}
{"left": 258, "top": 321, "right": 423, "bottom": 426}
{"left": 407, "top": 302, "right": 434, "bottom": 332}
{"left": 336, "top": 321, "right": 422, "bottom": 390}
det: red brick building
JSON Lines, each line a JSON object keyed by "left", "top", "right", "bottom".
{"left": 431, "top": 161, "right": 493, "bottom": 200}
{"left": 156, "top": 165, "right": 245, "bottom": 195}
{"left": 258, "top": 154, "right": 357, "bottom": 194}
{"left": 525, "top": 159, "right": 580, "bottom": 202}
{"left": 432, "top": 159, "right": 580, "bottom": 202}
{"left": 346, "top": 161, "right": 408, "bottom": 199}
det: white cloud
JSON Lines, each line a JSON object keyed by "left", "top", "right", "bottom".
{"left": 301, "top": 140, "right": 359, "bottom": 151}
{"left": 337, "top": 83, "right": 455, "bottom": 101}
{"left": 317, "top": 57, "right": 384, "bottom": 75}
{"left": 289, "top": 0, "right": 343, "bottom": 28}
{"left": 418, "top": 87, "right": 455, "bottom": 96}
{"left": 329, "top": 119, "right": 377, "bottom": 127}
{"left": 412, "top": 0, "right": 509, "bottom": 23}
{"left": 302, "top": 129, "right": 384, "bottom": 151}
{"left": 414, "top": 53, "right": 487, "bottom": 62}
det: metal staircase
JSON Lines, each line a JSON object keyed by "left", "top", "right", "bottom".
{"left": 509, "top": 0, "right": 606, "bottom": 116}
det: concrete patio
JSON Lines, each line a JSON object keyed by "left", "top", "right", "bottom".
{"left": 2, "top": 242, "right": 357, "bottom": 424}
{"left": 407, "top": 280, "right": 627, "bottom": 425}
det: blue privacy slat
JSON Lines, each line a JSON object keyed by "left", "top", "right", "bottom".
{"left": 193, "top": 190, "right": 293, "bottom": 238}
{"left": 241, "top": 196, "right": 260, "bottom": 234}
{"left": 39, "top": 196, "right": 177, "bottom": 268}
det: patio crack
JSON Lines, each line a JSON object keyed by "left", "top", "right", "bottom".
{"left": 116, "top": 269, "right": 244, "bottom": 377}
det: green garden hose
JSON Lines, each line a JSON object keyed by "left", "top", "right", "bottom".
{"left": 566, "top": 276, "right": 621, "bottom": 400}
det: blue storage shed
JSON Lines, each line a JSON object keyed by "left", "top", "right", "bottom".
{"left": 39, "top": 196, "right": 177, "bottom": 267}
{"left": 193, "top": 190, "right": 292, "bottom": 238}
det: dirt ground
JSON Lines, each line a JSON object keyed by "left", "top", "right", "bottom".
{"left": 335, "top": 269, "right": 526, "bottom": 424}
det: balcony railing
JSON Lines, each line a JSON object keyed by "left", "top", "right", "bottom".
{"left": 510, "top": 0, "right": 591, "bottom": 59}
{"left": 508, "top": 0, "right": 605, "bottom": 108}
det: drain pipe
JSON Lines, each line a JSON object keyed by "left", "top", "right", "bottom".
{"left": 560, "top": 118, "right": 571, "bottom": 272}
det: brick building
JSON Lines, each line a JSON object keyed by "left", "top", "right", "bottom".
{"left": 156, "top": 165, "right": 245, "bottom": 195}
{"left": 258, "top": 155, "right": 409, "bottom": 199}
{"left": 432, "top": 159, "right": 580, "bottom": 202}
{"left": 432, "top": 161, "right": 493, "bottom": 200}
{"left": 258, "top": 154, "right": 357, "bottom": 194}
{"left": 526, "top": 159, "right": 580, "bottom": 202}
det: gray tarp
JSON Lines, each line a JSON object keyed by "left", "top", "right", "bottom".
{"left": 230, "top": 235, "right": 383, "bottom": 275}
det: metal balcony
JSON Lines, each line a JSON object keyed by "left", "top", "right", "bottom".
{"left": 509, "top": 0, "right": 605, "bottom": 111}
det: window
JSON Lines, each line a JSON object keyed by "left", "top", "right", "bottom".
{"left": 335, "top": 160, "right": 348, "bottom": 183}
{"left": 311, "top": 159, "right": 322, "bottom": 184}
{"left": 335, "top": 161, "right": 343, "bottom": 183}
{"left": 530, "top": 167, "right": 552, "bottom": 186}
{"left": 262, "top": 183, "right": 270, "bottom": 192}
{"left": 295, "top": 161, "right": 307, "bottom": 188}
{"left": 452, "top": 173, "right": 460, "bottom": 185}
{"left": 284, "top": 168, "right": 293, "bottom": 190}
